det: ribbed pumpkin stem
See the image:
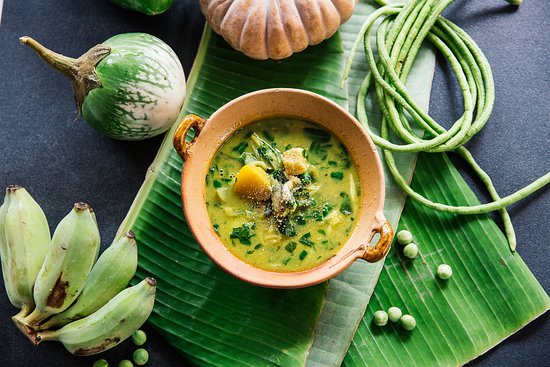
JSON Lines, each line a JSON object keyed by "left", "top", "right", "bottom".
{"left": 20, "top": 36, "right": 111, "bottom": 112}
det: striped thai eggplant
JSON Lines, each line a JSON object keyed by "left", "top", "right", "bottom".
{"left": 110, "top": 0, "right": 174, "bottom": 15}
{"left": 20, "top": 33, "right": 186, "bottom": 140}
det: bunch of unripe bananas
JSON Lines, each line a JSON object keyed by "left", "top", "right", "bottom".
{"left": 0, "top": 185, "right": 156, "bottom": 356}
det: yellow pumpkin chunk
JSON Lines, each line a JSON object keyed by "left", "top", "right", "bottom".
{"left": 283, "top": 148, "right": 308, "bottom": 175}
{"left": 234, "top": 164, "right": 272, "bottom": 201}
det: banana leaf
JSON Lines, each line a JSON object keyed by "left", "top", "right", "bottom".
{"left": 306, "top": 2, "right": 436, "bottom": 365}
{"left": 119, "top": 25, "right": 350, "bottom": 366}
{"left": 343, "top": 152, "right": 550, "bottom": 366}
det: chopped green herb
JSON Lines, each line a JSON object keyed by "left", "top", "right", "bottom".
{"left": 230, "top": 223, "right": 255, "bottom": 245}
{"left": 312, "top": 210, "right": 323, "bottom": 221}
{"left": 283, "top": 258, "right": 292, "bottom": 265}
{"left": 317, "top": 229, "right": 326, "bottom": 235}
{"left": 299, "top": 250, "right": 308, "bottom": 261}
{"left": 277, "top": 217, "right": 297, "bottom": 237}
{"left": 309, "top": 141, "right": 332, "bottom": 162}
{"left": 299, "top": 172, "right": 312, "bottom": 184}
{"left": 221, "top": 178, "right": 232, "bottom": 182}
{"left": 299, "top": 232, "right": 314, "bottom": 247}
{"left": 293, "top": 214, "right": 307, "bottom": 225}
{"left": 285, "top": 242, "right": 297, "bottom": 253}
{"left": 331, "top": 172, "right": 344, "bottom": 180}
{"left": 247, "top": 243, "right": 263, "bottom": 254}
{"left": 232, "top": 141, "right": 248, "bottom": 155}
{"left": 213, "top": 180, "right": 222, "bottom": 188}
{"left": 271, "top": 169, "right": 288, "bottom": 183}
{"left": 303, "top": 127, "right": 331, "bottom": 142}
{"left": 213, "top": 224, "right": 219, "bottom": 233}
{"left": 328, "top": 160, "right": 338, "bottom": 166}
{"left": 284, "top": 144, "right": 292, "bottom": 151}
{"left": 340, "top": 192, "right": 353, "bottom": 215}
{"left": 322, "top": 203, "right": 333, "bottom": 217}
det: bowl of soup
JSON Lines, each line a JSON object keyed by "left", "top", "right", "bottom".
{"left": 172, "top": 88, "right": 393, "bottom": 288}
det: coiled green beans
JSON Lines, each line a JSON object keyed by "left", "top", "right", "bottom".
{"left": 343, "top": 0, "right": 549, "bottom": 250}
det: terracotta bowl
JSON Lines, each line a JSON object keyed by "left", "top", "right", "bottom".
{"left": 173, "top": 88, "right": 393, "bottom": 289}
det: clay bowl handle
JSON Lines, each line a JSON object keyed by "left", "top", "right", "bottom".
{"left": 362, "top": 220, "right": 394, "bottom": 263}
{"left": 173, "top": 114, "right": 207, "bottom": 161}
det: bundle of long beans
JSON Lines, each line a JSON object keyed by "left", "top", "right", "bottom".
{"left": 343, "top": 0, "right": 549, "bottom": 250}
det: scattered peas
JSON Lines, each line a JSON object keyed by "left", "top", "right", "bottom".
{"left": 396, "top": 230, "right": 413, "bottom": 245}
{"left": 373, "top": 310, "right": 388, "bottom": 326}
{"left": 403, "top": 243, "right": 418, "bottom": 258}
{"left": 387, "top": 307, "right": 402, "bottom": 323}
{"left": 437, "top": 264, "right": 453, "bottom": 280}
{"left": 401, "top": 314, "right": 417, "bottom": 331}
{"left": 131, "top": 329, "right": 147, "bottom": 346}
{"left": 118, "top": 360, "right": 133, "bottom": 367}
{"left": 93, "top": 359, "right": 108, "bottom": 367}
{"left": 133, "top": 348, "right": 149, "bottom": 366}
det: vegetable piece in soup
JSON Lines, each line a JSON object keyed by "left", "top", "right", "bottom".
{"left": 205, "top": 117, "right": 360, "bottom": 272}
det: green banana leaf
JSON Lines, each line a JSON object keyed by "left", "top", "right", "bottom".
{"left": 119, "top": 26, "right": 350, "bottom": 366}
{"left": 306, "top": 2, "right": 436, "bottom": 365}
{"left": 343, "top": 152, "right": 550, "bottom": 366}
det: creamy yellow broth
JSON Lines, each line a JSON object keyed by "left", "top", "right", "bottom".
{"left": 205, "top": 117, "right": 360, "bottom": 272}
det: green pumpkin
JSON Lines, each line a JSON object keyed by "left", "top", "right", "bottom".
{"left": 110, "top": 0, "right": 175, "bottom": 15}
{"left": 21, "top": 33, "right": 186, "bottom": 140}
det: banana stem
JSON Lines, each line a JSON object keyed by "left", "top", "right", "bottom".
{"left": 35, "top": 329, "right": 59, "bottom": 344}
{"left": 13, "top": 303, "right": 34, "bottom": 319}
{"left": 20, "top": 307, "right": 50, "bottom": 328}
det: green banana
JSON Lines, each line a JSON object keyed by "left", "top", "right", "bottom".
{"left": 36, "top": 277, "right": 156, "bottom": 355}
{"left": 18, "top": 202, "right": 100, "bottom": 328}
{"left": 0, "top": 190, "right": 23, "bottom": 309}
{"left": 39, "top": 231, "right": 138, "bottom": 330}
{"left": 2, "top": 186, "right": 51, "bottom": 315}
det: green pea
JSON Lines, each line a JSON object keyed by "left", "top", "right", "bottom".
{"left": 133, "top": 348, "right": 149, "bottom": 366}
{"left": 396, "top": 230, "right": 413, "bottom": 245}
{"left": 401, "top": 314, "right": 417, "bottom": 331}
{"left": 387, "top": 306, "right": 402, "bottom": 323}
{"left": 131, "top": 329, "right": 147, "bottom": 346}
{"left": 403, "top": 243, "right": 418, "bottom": 258}
{"left": 118, "top": 360, "right": 133, "bottom": 367}
{"left": 93, "top": 359, "right": 108, "bottom": 367}
{"left": 437, "top": 264, "right": 453, "bottom": 280}
{"left": 373, "top": 310, "right": 388, "bottom": 326}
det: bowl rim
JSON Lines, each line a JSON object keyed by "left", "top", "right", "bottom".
{"left": 175, "top": 88, "right": 392, "bottom": 288}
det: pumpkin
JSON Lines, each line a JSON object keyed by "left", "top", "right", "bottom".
{"left": 199, "top": 0, "right": 356, "bottom": 60}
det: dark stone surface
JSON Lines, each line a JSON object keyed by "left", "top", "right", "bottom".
{"left": 0, "top": 0, "right": 547, "bottom": 366}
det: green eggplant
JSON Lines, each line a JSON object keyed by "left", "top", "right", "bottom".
{"left": 20, "top": 33, "right": 186, "bottom": 141}
{"left": 110, "top": 0, "right": 174, "bottom": 15}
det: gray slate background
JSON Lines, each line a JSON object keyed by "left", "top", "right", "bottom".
{"left": 0, "top": 0, "right": 548, "bottom": 366}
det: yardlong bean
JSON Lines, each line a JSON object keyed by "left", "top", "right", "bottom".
{"left": 343, "top": 0, "right": 549, "bottom": 250}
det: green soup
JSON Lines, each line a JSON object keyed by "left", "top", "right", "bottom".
{"left": 205, "top": 117, "right": 360, "bottom": 272}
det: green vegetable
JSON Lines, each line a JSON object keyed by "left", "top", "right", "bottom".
{"left": 330, "top": 172, "right": 344, "bottom": 180}
{"left": 232, "top": 141, "right": 248, "bottom": 155}
{"left": 249, "top": 133, "right": 283, "bottom": 170}
{"left": 110, "top": 0, "right": 174, "bottom": 15}
{"left": 93, "top": 359, "right": 109, "bottom": 367}
{"left": 285, "top": 242, "right": 297, "bottom": 254}
{"left": 131, "top": 329, "right": 147, "bottom": 346}
{"left": 229, "top": 223, "right": 255, "bottom": 245}
{"left": 403, "top": 243, "right": 419, "bottom": 258}
{"left": 400, "top": 314, "right": 417, "bottom": 331}
{"left": 396, "top": 230, "right": 413, "bottom": 245}
{"left": 303, "top": 128, "right": 331, "bottom": 142}
{"left": 133, "top": 348, "right": 149, "bottom": 366}
{"left": 342, "top": 0, "right": 550, "bottom": 251}
{"left": 213, "top": 180, "right": 222, "bottom": 189}
{"left": 20, "top": 33, "right": 185, "bottom": 140}
{"left": 299, "top": 250, "right": 308, "bottom": 261}
{"left": 387, "top": 307, "right": 402, "bottom": 323}
{"left": 339, "top": 192, "right": 353, "bottom": 215}
{"left": 437, "top": 264, "right": 453, "bottom": 280}
{"left": 373, "top": 311, "right": 388, "bottom": 326}
{"left": 118, "top": 360, "right": 133, "bottom": 367}
{"left": 299, "top": 233, "right": 314, "bottom": 247}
